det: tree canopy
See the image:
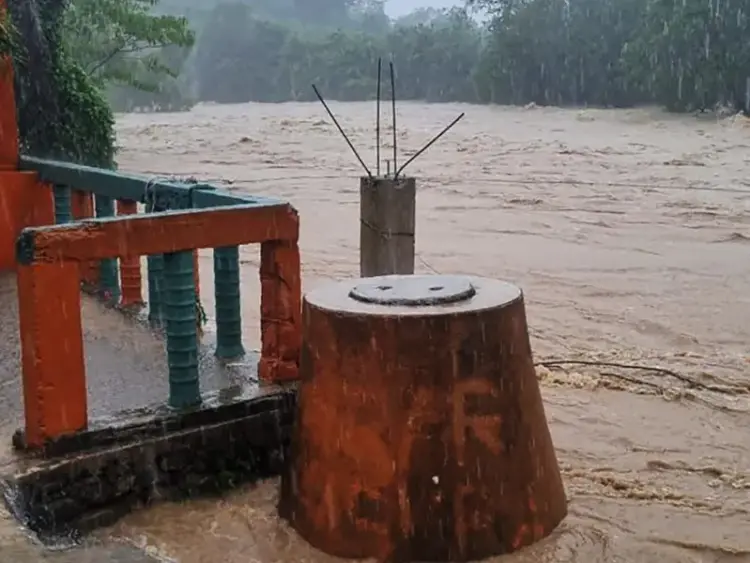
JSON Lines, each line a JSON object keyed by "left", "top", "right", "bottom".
{"left": 11, "top": 0, "right": 750, "bottom": 119}
{"left": 5, "top": 0, "right": 195, "bottom": 163}
{"left": 177, "top": 0, "right": 750, "bottom": 113}
{"left": 469, "top": 0, "right": 750, "bottom": 111}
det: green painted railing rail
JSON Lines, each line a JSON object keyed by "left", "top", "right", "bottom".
{"left": 20, "top": 155, "right": 277, "bottom": 208}
{"left": 19, "top": 154, "right": 277, "bottom": 407}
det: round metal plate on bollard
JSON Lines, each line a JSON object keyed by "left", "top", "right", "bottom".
{"left": 348, "top": 274, "right": 476, "bottom": 306}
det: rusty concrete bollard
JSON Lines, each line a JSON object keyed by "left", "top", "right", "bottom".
{"left": 279, "top": 274, "right": 567, "bottom": 562}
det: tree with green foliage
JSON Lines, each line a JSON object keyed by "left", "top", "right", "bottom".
{"left": 63, "top": 0, "right": 194, "bottom": 88}
{"left": 190, "top": 0, "right": 750, "bottom": 113}
{"left": 193, "top": 4, "right": 480, "bottom": 104}
{"left": 471, "top": 0, "right": 750, "bottom": 111}
{"left": 13, "top": 0, "right": 750, "bottom": 129}
{"left": 0, "top": 6, "right": 15, "bottom": 55}
{"left": 64, "top": 0, "right": 196, "bottom": 112}
{"left": 6, "top": 0, "right": 115, "bottom": 166}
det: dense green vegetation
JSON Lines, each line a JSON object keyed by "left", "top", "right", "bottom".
{"left": 0, "top": 8, "right": 15, "bottom": 55}
{"left": 469, "top": 0, "right": 750, "bottom": 111}
{"left": 6, "top": 0, "right": 114, "bottom": 165}
{"left": 153, "top": 0, "right": 750, "bottom": 113}
{"left": 5, "top": 0, "right": 192, "bottom": 164}
{"left": 7, "top": 0, "right": 750, "bottom": 132}
{"left": 63, "top": 0, "right": 195, "bottom": 112}
{"left": 193, "top": 5, "right": 480, "bottom": 103}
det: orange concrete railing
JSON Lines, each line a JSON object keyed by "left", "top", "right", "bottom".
{"left": 2, "top": 20, "right": 302, "bottom": 451}
{"left": 16, "top": 204, "right": 301, "bottom": 448}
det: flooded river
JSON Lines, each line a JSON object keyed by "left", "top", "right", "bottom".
{"left": 5, "top": 102, "right": 750, "bottom": 561}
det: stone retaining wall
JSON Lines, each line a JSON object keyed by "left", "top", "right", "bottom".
{"left": 2, "top": 386, "right": 296, "bottom": 542}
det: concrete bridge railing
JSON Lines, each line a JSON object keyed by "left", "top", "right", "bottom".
{"left": 1, "top": 28, "right": 301, "bottom": 452}
{"left": 13, "top": 158, "right": 301, "bottom": 449}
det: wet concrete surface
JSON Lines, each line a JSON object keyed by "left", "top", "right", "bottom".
{"left": 0, "top": 270, "right": 259, "bottom": 561}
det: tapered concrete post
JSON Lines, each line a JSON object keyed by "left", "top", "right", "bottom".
{"left": 359, "top": 176, "right": 415, "bottom": 277}
{"left": 280, "top": 275, "right": 567, "bottom": 561}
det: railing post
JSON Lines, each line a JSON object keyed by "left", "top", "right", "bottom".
{"left": 53, "top": 185, "right": 71, "bottom": 224}
{"left": 193, "top": 250, "right": 200, "bottom": 297}
{"left": 193, "top": 249, "right": 202, "bottom": 335}
{"left": 94, "top": 195, "right": 120, "bottom": 303}
{"left": 116, "top": 199, "right": 143, "bottom": 306}
{"left": 163, "top": 249, "right": 200, "bottom": 408}
{"left": 27, "top": 183, "right": 55, "bottom": 227}
{"left": 259, "top": 239, "right": 301, "bottom": 382}
{"left": 71, "top": 190, "right": 99, "bottom": 287}
{"left": 17, "top": 261, "right": 88, "bottom": 447}
{"left": 213, "top": 246, "right": 245, "bottom": 359}
{"left": 147, "top": 254, "right": 165, "bottom": 326}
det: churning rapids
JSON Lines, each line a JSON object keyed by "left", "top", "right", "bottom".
{"left": 3, "top": 102, "right": 750, "bottom": 562}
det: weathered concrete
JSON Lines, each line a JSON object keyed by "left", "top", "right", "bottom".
{"left": 359, "top": 176, "right": 416, "bottom": 277}
{"left": 281, "top": 275, "right": 567, "bottom": 562}
{"left": 0, "top": 272, "right": 286, "bottom": 561}
{"left": 0, "top": 273, "right": 265, "bottom": 452}
{"left": 5, "top": 385, "right": 294, "bottom": 541}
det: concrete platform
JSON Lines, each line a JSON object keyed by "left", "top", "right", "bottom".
{"left": 0, "top": 272, "right": 284, "bottom": 561}
{"left": 0, "top": 272, "right": 263, "bottom": 464}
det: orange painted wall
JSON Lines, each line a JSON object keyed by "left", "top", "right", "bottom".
{"left": 0, "top": 21, "right": 56, "bottom": 272}
{"left": 0, "top": 173, "right": 54, "bottom": 270}
{"left": 0, "top": 55, "right": 18, "bottom": 169}
{"left": 0, "top": 10, "right": 39, "bottom": 272}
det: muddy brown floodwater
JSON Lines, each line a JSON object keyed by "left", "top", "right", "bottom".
{"left": 7, "top": 102, "right": 750, "bottom": 562}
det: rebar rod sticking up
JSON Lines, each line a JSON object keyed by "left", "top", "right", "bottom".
{"left": 394, "top": 113, "right": 465, "bottom": 180}
{"left": 389, "top": 61, "right": 397, "bottom": 177}
{"left": 376, "top": 58, "right": 382, "bottom": 177}
{"left": 312, "top": 84, "right": 373, "bottom": 179}
{"left": 313, "top": 61, "right": 464, "bottom": 182}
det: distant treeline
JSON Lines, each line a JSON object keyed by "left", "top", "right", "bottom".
{"left": 115, "top": 0, "right": 750, "bottom": 114}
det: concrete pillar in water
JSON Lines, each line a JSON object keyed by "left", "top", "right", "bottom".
{"left": 279, "top": 274, "right": 567, "bottom": 562}
{"left": 213, "top": 245, "right": 245, "bottom": 359}
{"left": 94, "top": 194, "right": 120, "bottom": 303}
{"left": 163, "top": 250, "right": 200, "bottom": 408}
{"left": 359, "top": 176, "right": 415, "bottom": 277}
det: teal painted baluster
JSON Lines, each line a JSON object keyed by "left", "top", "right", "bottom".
{"left": 163, "top": 250, "right": 200, "bottom": 408}
{"left": 94, "top": 195, "right": 120, "bottom": 303}
{"left": 53, "top": 185, "right": 71, "bottom": 224}
{"left": 147, "top": 254, "right": 165, "bottom": 326}
{"left": 213, "top": 246, "right": 245, "bottom": 359}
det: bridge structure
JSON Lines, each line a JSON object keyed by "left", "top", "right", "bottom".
{"left": 0, "top": 13, "right": 302, "bottom": 542}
